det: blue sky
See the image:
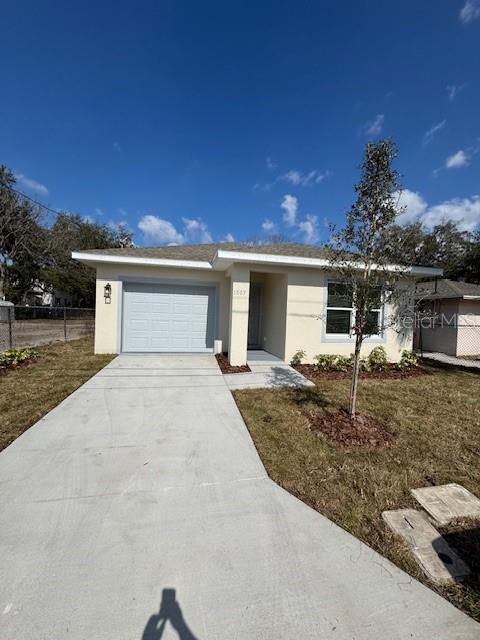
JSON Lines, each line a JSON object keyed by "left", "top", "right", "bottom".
{"left": 2, "top": 1, "right": 480, "bottom": 246}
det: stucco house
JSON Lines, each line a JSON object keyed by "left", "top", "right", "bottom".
{"left": 415, "top": 279, "right": 480, "bottom": 358}
{"left": 73, "top": 243, "right": 441, "bottom": 365}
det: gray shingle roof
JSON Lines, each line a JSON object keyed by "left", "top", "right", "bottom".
{"left": 75, "top": 242, "right": 331, "bottom": 262}
{"left": 416, "top": 279, "right": 480, "bottom": 300}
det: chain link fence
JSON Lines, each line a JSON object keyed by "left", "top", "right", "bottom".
{"left": 0, "top": 306, "right": 95, "bottom": 351}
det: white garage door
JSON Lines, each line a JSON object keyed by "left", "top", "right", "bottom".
{"left": 122, "top": 282, "right": 216, "bottom": 352}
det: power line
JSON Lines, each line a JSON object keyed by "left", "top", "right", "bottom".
{"left": 1, "top": 182, "right": 63, "bottom": 217}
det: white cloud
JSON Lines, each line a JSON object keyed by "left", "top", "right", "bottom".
{"left": 113, "top": 141, "right": 122, "bottom": 152}
{"left": 138, "top": 215, "right": 184, "bottom": 244}
{"left": 446, "top": 84, "right": 465, "bottom": 101}
{"left": 460, "top": 0, "right": 480, "bottom": 23}
{"left": 281, "top": 194, "right": 298, "bottom": 226}
{"left": 445, "top": 149, "right": 469, "bottom": 169}
{"left": 394, "top": 190, "right": 428, "bottom": 225}
{"left": 138, "top": 215, "right": 214, "bottom": 245}
{"left": 222, "top": 232, "right": 235, "bottom": 242}
{"left": 279, "top": 169, "right": 330, "bottom": 187}
{"left": 422, "top": 120, "right": 446, "bottom": 146}
{"left": 14, "top": 172, "right": 49, "bottom": 196}
{"left": 181, "top": 217, "right": 213, "bottom": 243}
{"left": 363, "top": 114, "right": 384, "bottom": 136}
{"left": 298, "top": 214, "right": 319, "bottom": 243}
{"left": 395, "top": 188, "right": 480, "bottom": 232}
{"left": 266, "top": 156, "right": 276, "bottom": 170}
{"left": 262, "top": 219, "right": 275, "bottom": 232}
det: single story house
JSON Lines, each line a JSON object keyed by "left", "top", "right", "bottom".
{"left": 73, "top": 243, "right": 441, "bottom": 365}
{"left": 415, "top": 279, "right": 480, "bottom": 358}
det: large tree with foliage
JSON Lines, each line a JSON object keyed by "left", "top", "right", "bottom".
{"left": 328, "top": 140, "right": 409, "bottom": 417}
{"left": 0, "top": 165, "right": 48, "bottom": 302}
{"left": 41, "top": 213, "right": 134, "bottom": 306}
{"left": 379, "top": 220, "right": 478, "bottom": 281}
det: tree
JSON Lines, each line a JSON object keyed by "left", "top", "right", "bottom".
{"left": 328, "top": 140, "right": 408, "bottom": 417}
{"left": 0, "top": 165, "right": 47, "bottom": 302}
{"left": 462, "top": 232, "right": 480, "bottom": 283}
{"left": 41, "top": 213, "right": 134, "bottom": 307}
{"left": 379, "top": 220, "right": 474, "bottom": 280}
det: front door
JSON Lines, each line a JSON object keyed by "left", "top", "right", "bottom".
{"left": 248, "top": 284, "right": 262, "bottom": 348}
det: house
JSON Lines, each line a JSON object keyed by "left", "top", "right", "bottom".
{"left": 72, "top": 243, "right": 441, "bottom": 365}
{"left": 415, "top": 279, "right": 480, "bottom": 358}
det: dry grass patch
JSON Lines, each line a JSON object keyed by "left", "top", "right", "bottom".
{"left": 0, "top": 337, "right": 114, "bottom": 451}
{"left": 233, "top": 366, "right": 480, "bottom": 621}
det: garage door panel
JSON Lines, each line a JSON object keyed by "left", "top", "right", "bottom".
{"left": 122, "top": 283, "right": 215, "bottom": 352}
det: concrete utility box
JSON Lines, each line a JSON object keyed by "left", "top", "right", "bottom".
{"left": 0, "top": 301, "right": 14, "bottom": 322}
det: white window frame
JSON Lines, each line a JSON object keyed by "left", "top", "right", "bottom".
{"left": 324, "top": 280, "right": 385, "bottom": 342}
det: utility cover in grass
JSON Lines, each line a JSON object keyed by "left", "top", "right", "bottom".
{"left": 411, "top": 483, "right": 480, "bottom": 526}
{"left": 382, "top": 509, "right": 471, "bottom": 584}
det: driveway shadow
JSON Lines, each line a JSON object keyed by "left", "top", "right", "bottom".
{"left": 142, "top": 589, "right": 200, "bottom": 640}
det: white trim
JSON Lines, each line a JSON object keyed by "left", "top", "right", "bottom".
{"left": 71, "top": 251, "right": 213, "bottom": 270}
{"left": 72, "top": 249, "right": 443, "bottom": 277}
{"left": 213, "top": 250, "right": 442, "bottom": 276}
{"left": 463, "top": 295, "right": 480, "bottom": 300}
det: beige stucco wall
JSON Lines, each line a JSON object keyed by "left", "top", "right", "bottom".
{"left": 283, "top": 269, "right": 413, "bottom": 364}
{"left": 93, "top": 263, "right": 230, "bottom": 354}
{"left": 456, "top": 300, "right": 480, "bottom": 357}
{"left": 91, "top": 260, "right": 415, "bottom": 362}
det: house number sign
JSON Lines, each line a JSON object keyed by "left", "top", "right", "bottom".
{"left": 233, "top": 287, "right": 248, "bottom": 297}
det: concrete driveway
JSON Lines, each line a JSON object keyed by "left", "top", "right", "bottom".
{"left": 0, "top": 354, "right": 478, "bottom": 639}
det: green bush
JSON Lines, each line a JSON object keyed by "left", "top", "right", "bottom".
{"left": 290, "top": 349, "right": 307, "bottom": 366}
{"left": 398, "top": 349, "right": 418, "bottom": 369}
{"left": 0, "top": 347, "right": 38, "bottom": 369}
{"left": 367, "top": 345, "right": 388, "bottom": 371}
{"left": 313, "top": 354, "right": 338, "bottom": 370}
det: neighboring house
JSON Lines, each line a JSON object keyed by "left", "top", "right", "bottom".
{"left": 25, "top": 282, "right": 72, "bottom": 307}
{"left": 72, "top": 243, "right": 440, "bottom": 365}
{"left": 415, "top": 279, "right": 480, "bottom": 358}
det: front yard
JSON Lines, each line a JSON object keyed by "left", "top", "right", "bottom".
{"left": 0, "top": 337, "right": 114, "bottom": 451}
{"left": 234, "top": 366, "right": 480, "bottom": 621}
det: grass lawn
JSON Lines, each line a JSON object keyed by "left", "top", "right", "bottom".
{"left": 233, "top": 366, "right": 480, "bottom": 621}
{"left": 0, "top": 337, "right": 114, "bottom": 451}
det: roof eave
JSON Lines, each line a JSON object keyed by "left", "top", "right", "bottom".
{"left": 71, "top": 251, "right": 213, "bottom": 270}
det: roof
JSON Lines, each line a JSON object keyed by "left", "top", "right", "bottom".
{"left": 416, "top": 279, "right": 480, "bottom": 300}
{"left": 73, "top": 242, "right": 331, "bottom": 261}
{"left": 72, "top": 242, "right": 443, "bottom": 277}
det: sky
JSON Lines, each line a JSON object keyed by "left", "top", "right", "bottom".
{"left": 1, "top": 1, "right": 480, "bottom": 246}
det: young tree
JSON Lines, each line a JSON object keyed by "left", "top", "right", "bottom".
{"left": 328, "top": 139, "right": 408, "bottom": 417}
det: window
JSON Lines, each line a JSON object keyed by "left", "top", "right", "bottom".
{"left": 326, "top": 283, "right": 353, "bottom": 335}
{"left": 325, "top": 282, "right": 384, "bottom": 338}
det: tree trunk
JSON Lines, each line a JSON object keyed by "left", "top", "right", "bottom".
{"left": 349, "top": 334, "right": 363, "bottom": 417}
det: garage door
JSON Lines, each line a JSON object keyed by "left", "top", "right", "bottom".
{"left": 122, "top": 282, "right": 216, "bottom": 352}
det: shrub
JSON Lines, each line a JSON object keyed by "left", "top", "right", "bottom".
{"left": 367, "top": 345, "right": 388, "bottom": 371}
{"left": 0, "top": 347, "right": 38, "bottom": 369}
{"left": 398, "top": 349, "right": 418, "bottom": 369}
{"left": 290, "top": 350, "right": 307, "bottom": 366}
{"left": 313, "top": 354, "right": 338, "bottom": 370}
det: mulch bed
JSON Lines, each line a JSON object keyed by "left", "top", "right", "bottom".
{"left": 294, "top": 363, "right": 430, "bottom": 381}
{"left": 306, "top": 409, "right": 394, "bottom": 448}
{"left": 215, "top": 352, "right": 251, "bottom": 374}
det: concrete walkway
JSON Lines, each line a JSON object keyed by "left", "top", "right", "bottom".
{"left": 1, "top": 354, "right": 478, "bottom": 639}
{"left": 422, "top": 351, "right": 480, "bottom": 370}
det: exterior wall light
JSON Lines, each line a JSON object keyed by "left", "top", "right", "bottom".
{"left": 104, "top": 283, "right": 112, "bottom": 304}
